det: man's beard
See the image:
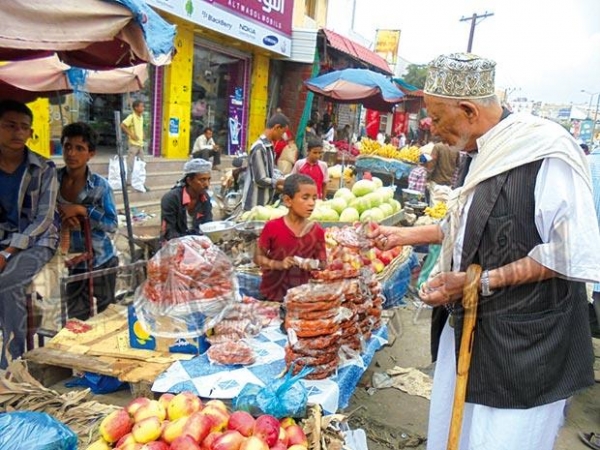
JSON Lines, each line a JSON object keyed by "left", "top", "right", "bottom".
{"left": 448, "top": 131, "right": 472, "bottom": 152}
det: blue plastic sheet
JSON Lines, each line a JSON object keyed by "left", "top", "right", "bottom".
{"left": 0, "top": 411, "right": 78, "bottom": 450}
{"left": 381, "top": 250, "right": 419, "bottom": 308}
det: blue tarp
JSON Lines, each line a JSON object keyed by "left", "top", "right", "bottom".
{"left": 106, "top": 0, "right": 176, "bottom": 64}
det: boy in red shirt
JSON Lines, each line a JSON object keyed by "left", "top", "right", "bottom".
{"left": 255, "top": 174, "right": 327, "bottom": 302}
{"left": 290, "top": 137, "right": 329, "bottom": 199}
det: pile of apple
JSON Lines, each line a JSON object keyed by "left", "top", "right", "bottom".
{"left": 86, "top": 392, "right": 309, "bottom": 450}
{"left": 325, "top": 227, "right": 404, "bottom": 274}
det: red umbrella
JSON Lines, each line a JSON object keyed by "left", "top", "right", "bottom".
{"left": 0, "top": 55, "right": 148, "bottom": 103}
{"left": 0, "top": 0, "right": 175, "bottom": 69}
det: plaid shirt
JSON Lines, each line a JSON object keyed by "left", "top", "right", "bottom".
{"left": 407, "top": 165, "right": 429, "bottom": 194}
{"left": 0, "top": 148, "right": 59, "bottom": 250}
{"left": 57, "top": 167, "right": 118, "bottom": 267}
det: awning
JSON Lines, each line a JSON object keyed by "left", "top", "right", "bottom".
{"left": 321, "top": 29, "right": 392, "bottom": 75}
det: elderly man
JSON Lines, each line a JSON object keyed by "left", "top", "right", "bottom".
{"left": 369, "top": 53, "right": 600, "bottom": 450}
{"left": 160, "top": 158, "right": 213, "bottom": 243}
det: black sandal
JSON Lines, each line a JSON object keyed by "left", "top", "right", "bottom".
{"left": 579, "top": 432, "right": 600, "bottom": 450}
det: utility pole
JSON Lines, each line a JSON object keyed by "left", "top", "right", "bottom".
{"left": 460, "top": 11, "right": 494, "bottom": 52}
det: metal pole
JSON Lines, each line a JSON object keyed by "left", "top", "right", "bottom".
{"left": 467, "top": 13, "right": 476, "bottom": 52}
{"left": 114, "top": 111, "right": 137, "bottom": 262}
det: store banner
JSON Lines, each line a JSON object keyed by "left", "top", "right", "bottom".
{"left": 228, "top": 89, "right": 244, "bottom": 154}
{"left": 374, "top": 29, "right": 401, "bottom": 65}
{"left": 146, "top": 0, "right": 292, "bottom": 57}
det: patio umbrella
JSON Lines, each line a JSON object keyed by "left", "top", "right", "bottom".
{"left": 0, "top": 55, "right": 148, "bottom": 103}
{"left": 0, "top": 0, "right": 175, "bottom": 69}
{"left": 304, "top": 68, "right": 405, "bottom": 112}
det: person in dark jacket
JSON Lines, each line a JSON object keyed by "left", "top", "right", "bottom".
{"left": 160, "top": 158, "right": 213, "bottom": 243}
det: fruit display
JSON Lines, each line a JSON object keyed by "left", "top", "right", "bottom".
{"left": 87, "top": 393, "right": 309, "bottom": 450}
{"left": 239, "top": 205, "right": 288, "bottom": 222}
{"left": 356, "top": 138, "right": 421, "bottom": 163}
{"left": 324, "top": 225, "right": 404, "bottom": 274}
{"left": 311, "top": 180, "right": 400, "bottom": 223}
{"left": 424, "top": 202, "right": 448, "bottom": 219}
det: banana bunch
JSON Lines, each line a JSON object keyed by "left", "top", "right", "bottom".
{"left": 357, "top": 138, "right": 382, "bottom": 155}
{"left": 424, "top": 202, "right": 448, "bottom": 219}
{"left": 397, "top": 145, "right": 421, "bottom": 163}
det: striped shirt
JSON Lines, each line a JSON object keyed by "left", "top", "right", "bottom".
{"left": 0, "top": 148, "right": 60, "bottom": 250}
{"left": 242, "top": 136, "right": 278, "bottom": 211}
{"left": 57, "top": 167, "right": 118, "bottom": 267}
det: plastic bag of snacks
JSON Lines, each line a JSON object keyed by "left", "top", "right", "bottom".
{"left": 134, "top": 235, "right": 240, "bottom": 338}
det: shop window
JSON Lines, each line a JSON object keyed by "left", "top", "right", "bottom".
{"left": 191, "top": 44, "right": 248, "bottom": 154}
{"left": 48, "top": 67, "right": 155, "bottom": 156}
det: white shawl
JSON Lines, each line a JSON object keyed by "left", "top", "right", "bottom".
{"left": 438, "top": 113, "right": 591, "bottom": 273}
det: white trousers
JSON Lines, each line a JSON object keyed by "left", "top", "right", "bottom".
{"left": 426, "top": 321, "right": 566, "bottom": 450}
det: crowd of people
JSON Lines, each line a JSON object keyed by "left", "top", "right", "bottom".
{"left": 1, "top": 49, "right": 599, "bottom": 450}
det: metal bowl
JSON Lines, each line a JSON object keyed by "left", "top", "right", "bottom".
{"left": 200, "top": 220, "right": 236, "bottom": 243}
{"left": 407, "top": 201, "right": 428, "bottom": 216}
{"left": 234, "top": 221, "right": 265, "bottom": 239}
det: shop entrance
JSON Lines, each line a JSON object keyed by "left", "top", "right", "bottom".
{"left": 191, "top": 41, "right": 250, "bottom": 155}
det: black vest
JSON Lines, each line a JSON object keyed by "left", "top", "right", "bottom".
{"left": 452, "top": 161, "right": 595, "bottom": 408}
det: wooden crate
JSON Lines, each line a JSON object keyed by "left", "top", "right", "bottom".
{"left": 23, "top": 304, "right": 194, "bottom": 390}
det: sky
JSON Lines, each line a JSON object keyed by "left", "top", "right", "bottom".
{"left": 329, "top": 0, "right": 600, "bottom": 106}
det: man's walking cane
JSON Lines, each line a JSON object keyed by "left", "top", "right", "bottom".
{"left": 447, "top": 264, "right": 482, "bottom": 450}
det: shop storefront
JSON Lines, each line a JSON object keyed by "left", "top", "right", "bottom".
{"left": 145, "top": 0, "right": 293, "bottom": 159}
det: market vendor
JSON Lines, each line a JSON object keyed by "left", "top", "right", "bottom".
{"left": 290, "top": 137, "right": 329, "bottom": 199}
{"left": 368, "top": 52, "right": 600, "bottom": 450}
{"left": 160, "top": 158, "right": 213, "bottom": 243}
{"left": 255, "top": 174, "right": 327, "bottom": 302}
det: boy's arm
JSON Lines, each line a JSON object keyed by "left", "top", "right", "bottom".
{"left": 10, "top": 162, "right": 59, "bottom": 250}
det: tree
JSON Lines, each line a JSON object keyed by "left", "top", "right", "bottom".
{"left": 402, "top": 64, "right": 428, "bottom": 89}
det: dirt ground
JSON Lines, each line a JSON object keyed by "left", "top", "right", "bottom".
{"left": 344, "top": 302, "right": 600, "bottom": 450}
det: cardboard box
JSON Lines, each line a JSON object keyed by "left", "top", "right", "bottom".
{"left": 127, "top": 305, "right": 209, "bottom": 355}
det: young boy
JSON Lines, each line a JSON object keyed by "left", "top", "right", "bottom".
{"left": 58, "top": 122, "right": 119, "bottom": 320}
{"left": 0, "top": 100, "right": 59, "bottom": 368}
{"left": 254, "top": 174, "right": 327, "bottom": 302}
{"left": 290, "top": 137, "right": 329, "bottom": 199}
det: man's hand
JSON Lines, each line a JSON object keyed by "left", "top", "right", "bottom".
{"left": 275, "top": 178, "right": 285, "bottom": 192}
{"left": 365, "top": 222, "right": 401, "bottom": 250}
{"left": 419, "top": 271, "right": 467, "bottom": 306}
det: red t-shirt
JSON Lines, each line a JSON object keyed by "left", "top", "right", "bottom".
{"left": 297, "top": 162, "right": 325, "bottom": 198}
{"left": 257, "top": 217, "right": 326, "bottom": 301}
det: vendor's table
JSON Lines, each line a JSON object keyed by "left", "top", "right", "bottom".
{"left": 152, "top": 324, "right": 388, "bottom": 414}
{"left": 23, "top": 305, "right": 194, "bottom": 392}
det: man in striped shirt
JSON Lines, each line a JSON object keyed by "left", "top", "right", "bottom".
{"left": 241, "top": 113, "right": 288, "bottom": 211}
{"left": 0, "top": 100, "right": 59, "bottom": 369}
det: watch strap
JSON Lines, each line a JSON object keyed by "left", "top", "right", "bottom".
{"left": 480, "top": 269, "right": 494, "bottom": 297}
{"left": 0, "top": 250, "right": 11, "bottom": 261}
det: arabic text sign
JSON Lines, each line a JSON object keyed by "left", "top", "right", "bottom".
{"left": 207, "top": 0, "right": 292, "bottom": 36}
{"left": 147, "top": 0, "right": 291, "bottom": 57}
{"left": 374, "top": 29, "right": 401, "bottom": 65}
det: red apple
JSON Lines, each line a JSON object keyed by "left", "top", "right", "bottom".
{"left": 170, "top": 435, "right": 201, "bottom": 450}
{"left": 252, "top": 415, "right": 280, "bottom": 447}
{"left": 200, "top": 432, "right": 223, "bottom": 450}
{"left": 184, "top": 412, "right": 213, "bottom": 443}
{"left": 227, "top": 410, "right": 255, "bottom": 437}
{"left": 279, "top": 417, "right": 295, "bottom": 430}
{"left": 239, "top": 436, "right": 268, "bottom": 450}
{"left": 285, "top": 425, "right": 308, "bottom": 447}
{"left": 212, "top": 430, "right": 245, "bottom": 450}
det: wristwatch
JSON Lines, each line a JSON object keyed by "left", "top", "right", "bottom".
{"left": 480, "top": 269, "right": 495, "bottom": 297}
{"left": 0, "top": 250, "right": 12, "bottom": 262}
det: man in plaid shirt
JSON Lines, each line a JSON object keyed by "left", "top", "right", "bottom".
{"left": 407, "top": 154, "right": 433, "bottom": 195}
{"left": 0, "top": 100, "right": 59, "bottom": 369}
